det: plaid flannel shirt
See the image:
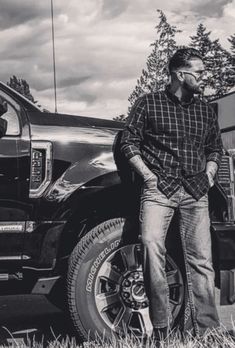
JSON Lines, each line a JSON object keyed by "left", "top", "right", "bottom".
{"left": 120, "top": 89, "right": 223, "bottom": 200}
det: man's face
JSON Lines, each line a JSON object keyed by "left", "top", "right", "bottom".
{"left": 180, "top": 58, "right": 205, "bottom": 94}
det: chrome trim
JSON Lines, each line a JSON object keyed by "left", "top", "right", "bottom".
{"left": 0, "top": 274, "right": 9, "bottom": 281}
{"left": 25, "top": 220, "right": 66, "bottom": 233}
{"left": 0, "top": 272, "right": 23, "bottom": 281}
{"left": 0, "top": 255, "right": 30, "bottom": 260}
{"left": 29, "top": 141, "right": 52, "bottom": 198}
{"left": 0, "top": 223, "right": 24, "bottom": 232}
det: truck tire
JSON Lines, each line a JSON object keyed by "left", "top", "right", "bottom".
{"left": 67, "top": 217, "right": 185, "bottom": 341}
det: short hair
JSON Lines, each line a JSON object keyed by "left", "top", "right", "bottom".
{"left": 168, "top": 47, "right": 203, "bottom": 73}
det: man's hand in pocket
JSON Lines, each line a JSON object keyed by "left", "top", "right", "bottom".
{"left": 143, "top": 173, "right": 158, "bottom": 189}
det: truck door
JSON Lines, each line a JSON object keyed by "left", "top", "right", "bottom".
{"left": 0, "top": 90, "right": 31, "bottom": 262}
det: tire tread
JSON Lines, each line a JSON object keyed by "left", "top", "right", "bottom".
{"left": 67, "top": 217, "right": 125, "bottom": 340}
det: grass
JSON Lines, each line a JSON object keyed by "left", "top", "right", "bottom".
{"left": 1, "top": 324, "right": 235, "bottom": 348}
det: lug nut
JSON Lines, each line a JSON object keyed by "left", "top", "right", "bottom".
{"left": 124, "top": 280, "right": 131, "bottom": 287}
{"left": 123, "top": 292, "right": 129, "bottom": 298}
{"left": 133, "top": 273, "right": 139, "bottom": 280}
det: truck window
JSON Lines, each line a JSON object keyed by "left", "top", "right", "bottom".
{"left": 1, "top": 103, "right": 20, "bottom": 136}
{"left": 0, "top": 91, "right": 21, "bottom": 136}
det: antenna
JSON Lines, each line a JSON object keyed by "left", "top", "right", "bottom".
{"left": 50, "top": 0, "right": 58, "bottom": 113}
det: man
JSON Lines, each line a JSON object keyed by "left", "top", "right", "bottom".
{"left": 120, "top": 48, "right": 223, "bottom": 340}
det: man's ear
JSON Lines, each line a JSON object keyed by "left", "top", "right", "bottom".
{"left": 175, "top": 71, "right": 184, "bottom": 82}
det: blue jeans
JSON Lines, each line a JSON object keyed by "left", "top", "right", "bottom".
{"left": 139, "top": 183, "right": 220, "bottom": 335}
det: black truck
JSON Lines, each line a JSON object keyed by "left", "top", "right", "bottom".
{"left": 0, "top": 81, "right": 234, "bottom": 340}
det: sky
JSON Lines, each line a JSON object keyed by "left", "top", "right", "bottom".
{"left": 0, "top": 0, "right": 234, "bottom": 119}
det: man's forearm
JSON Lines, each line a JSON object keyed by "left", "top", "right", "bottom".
{"left": 206, "top": 160, "right": 218, "bottom": 187}
{"left": 128, "top": 155, "right": 155, "bottom": 182}
{"left": 206, "top": 161, "right": 218, "bottom": 177}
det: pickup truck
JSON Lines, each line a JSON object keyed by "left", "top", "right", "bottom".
{"left": 0, "top": 81, "right": 234, "bottom": 340}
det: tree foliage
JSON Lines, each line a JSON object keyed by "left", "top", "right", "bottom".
{"left": 228, "top": 34, "right": 235, "bottom": 87}
{"left": 228, "top": 33, "right": 235, "bottom": 55}
{"left": 128, "top": 10, "right": 181, "bottom": 107}
{"left": 190, "top": 24, "right": 234, "bottom": 98}
{"left": 7, "top": 75, "right": 36, "bottom": 103}
{"left": 113, "top": 114, "right": 127, "bottom": 122}
{"left": 128, "top": 14, "right": 234, "bottom": 114}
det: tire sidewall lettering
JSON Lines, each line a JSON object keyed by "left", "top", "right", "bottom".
{"left": 68, "top": 218, "right": 184, "bottom": 340}
{"left": 86, "top": 239, "right": 120, "bottom": 292}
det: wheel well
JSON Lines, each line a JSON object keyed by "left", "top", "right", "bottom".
{"left": 55, "top": 183, "right": 140, "bottom": 266}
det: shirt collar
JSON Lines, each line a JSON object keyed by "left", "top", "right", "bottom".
{"left": 165, "top": 86, "right": 195, "bottom": 107}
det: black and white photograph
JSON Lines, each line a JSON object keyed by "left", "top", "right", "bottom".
{"left": 0, "top": 1, "right": 234, "bottom": 347}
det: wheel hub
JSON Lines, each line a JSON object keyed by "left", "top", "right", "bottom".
{"left": 93, "top": 241, "right": 184, "bottom": 336}
{"left": 120, "top": 271, "right": 149, "bottom": 309}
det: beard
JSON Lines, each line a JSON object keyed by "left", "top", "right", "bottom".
{"left": 183, "top": 80, "right": 204, "bottom": 95}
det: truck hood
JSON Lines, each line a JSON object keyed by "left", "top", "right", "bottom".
{"left": 28, "top": 112, "right": 123, "bottom": 145}
{"left": 28, "top": 111, "right": 124, "bottom": 130}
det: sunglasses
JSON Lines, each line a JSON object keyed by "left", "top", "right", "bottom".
{"left": 179, "top": 70, "right": 205, "bottom": 81}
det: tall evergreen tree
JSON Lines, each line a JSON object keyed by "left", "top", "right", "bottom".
{"left": 228, "top": 34, "right": 235, "bottom": 55}
{"left": 209, "top": 39, "right": 234, "bottom": 96}
{"left": 7, "top": 75, "right": 36, "bottom": 103}
{"left": 128, "top": 10, "right": 181, "bottom": 107}
{"left": 227, "top": 34, "right": 235, "bottom": 87}
{"left": 190, "top": 24, "right": 233, "bottom": 98}
{"left": 190, "top": 23, "right": 211, "bottom": 57}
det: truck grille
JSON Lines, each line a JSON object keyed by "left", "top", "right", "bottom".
{"left": 218, "top": 156, "right": 233, "bottom": 195}
{"left": 217, "top": 155, "right": 235, "bottom": 222}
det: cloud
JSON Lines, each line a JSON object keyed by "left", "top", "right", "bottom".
{"left": 0, "top": 1, "right": 58, "bottom": 29}
{"left": 101, "top": 0, "right": 129, "bottom": 19}
{"left": 191, "top": 0, "right": 233, "bottom": 17}
{"left": 58, "top": 76, "right": 92, "bottom": 89}
{"left": 223, "top": 0, "right": 235, "bottom": 17}
{"left": 0, "top": 0, "right": 234, "bottom": 119}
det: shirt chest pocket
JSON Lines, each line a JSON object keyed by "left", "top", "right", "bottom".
{"left": 178, "top": 105, "right": 208, "bottom": 141}
{"left": 148, "top": 113, "right": 179, "bottom": 136}
{"left": 187, "top": 119, "right": 208, "bottom": 144}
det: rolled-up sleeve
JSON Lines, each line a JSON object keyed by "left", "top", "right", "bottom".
{"left": 205, "top": 107, "right": 224, "bottom": 167}
{"left": 120, "top": 96, "right": 146, "bottom": 160}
